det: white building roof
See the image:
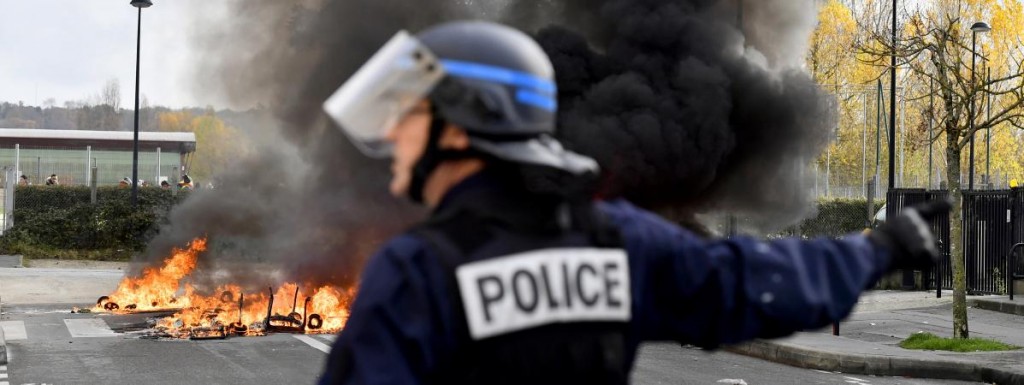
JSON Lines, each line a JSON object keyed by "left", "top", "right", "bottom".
{"left": 0, "top": 128, "right": 196, "bottom": 153}
{"left": 0, "top": 128, "right": 195, "bottom": 143}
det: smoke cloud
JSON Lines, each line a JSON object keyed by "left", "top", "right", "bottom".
{"left": 140, "top": 0, "right": 832, "bottom": 290}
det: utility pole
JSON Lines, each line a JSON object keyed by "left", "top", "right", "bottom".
{"left": 986, "top": 68, "right": 991, "bottom": 188}
{"left": 929, "top": 78, "right": 934, "bottom": 189}
{"left": 888, "top": 0, "right": 897, "bottom": 192}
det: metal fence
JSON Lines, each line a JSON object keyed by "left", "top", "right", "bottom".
{"left": 0, "top": 145, "right": 182, "bottom": 187}
{"left": 886, "top": 189, "right": 952, "bottom": 291}
{"left": 887, "top": 188, "right": 1024, "bottom": 295}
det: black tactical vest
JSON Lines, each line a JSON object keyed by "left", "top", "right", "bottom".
{"left": 416, "top": 185, "right": 630, "bottom": 385}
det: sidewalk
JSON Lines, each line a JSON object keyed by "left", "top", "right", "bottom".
{"left": 0, "top": 266, "right": 125, "bottom": 305}
{"left": 729, "top": 291, "right": 1024, "bottom": 384}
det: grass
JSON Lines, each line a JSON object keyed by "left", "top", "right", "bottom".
{"left": 899, "top": 332, "right": 1020, "bottom": 352}
{"left": 1, "top": 241, "right": 134, "bottom": 261}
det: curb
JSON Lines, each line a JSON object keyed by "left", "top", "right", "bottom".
{"left": 727, "top": 339, "right": 1024, "bottom": 385}
{"left": 971, "top": 298, "right": 1024, "bottom": 317}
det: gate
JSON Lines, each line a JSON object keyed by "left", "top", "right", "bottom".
{"left": 1010, "top": 189, "right": 1024, "bottom": 296}
{"left": 962, "top": 190, "right": 1014, "bottom": 294}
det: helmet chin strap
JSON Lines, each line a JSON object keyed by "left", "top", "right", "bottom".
{"left": 408, "top": 108, "right": 475, "bottom": 204}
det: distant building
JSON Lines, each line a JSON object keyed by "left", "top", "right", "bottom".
{"left": 0, "top": 129, "right": 196, "bottom": 186}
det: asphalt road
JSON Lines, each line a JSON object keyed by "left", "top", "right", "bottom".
{"left": 0, "top": 303, "right": 984, "bottom": 385}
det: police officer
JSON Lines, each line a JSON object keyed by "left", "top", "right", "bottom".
{"left": 319, "top": 21, "right": 948, "bottom": 384}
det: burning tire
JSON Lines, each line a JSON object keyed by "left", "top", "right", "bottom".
{"left": 220, "top": 291, "right": 234, "bottom": 303}
{"left": 229, "top": 322, "right": 248, "bottom": 336}
{"left": 104, "top": 302, "right": 120, "bottom": 311}
{"left": 97, "top": 296, "right": 110, "bottom": 307}
{"left": 307, "top": 314, "right": 323, "bottom": 330}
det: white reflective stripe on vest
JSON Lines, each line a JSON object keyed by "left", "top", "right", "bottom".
{"left": 456, "top": 248, "right": 631, "bottom": 340}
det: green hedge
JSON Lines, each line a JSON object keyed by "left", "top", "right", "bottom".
{"left": 0, "top": 186, "right": 190, "bottom": 260}
{"left": 790, "top": 198, "right": 884, "bottom": 238}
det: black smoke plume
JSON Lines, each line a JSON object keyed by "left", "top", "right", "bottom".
{"left": 522, "top": 0, "right": 832, "bottom": 220}
{"left": 138, "top": 0, "right": 831, "bottom": 289}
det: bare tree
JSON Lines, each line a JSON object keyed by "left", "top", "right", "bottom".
{"left": 860, "top": 1, "right": 1024, "bottom": 339}
{"left": 100, "top": 78, "right": 121, "bottom": 111}
{"left": 99, "top": 78, "right": 123, "bottom": 130}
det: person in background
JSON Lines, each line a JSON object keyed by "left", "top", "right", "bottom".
{"left": 119, "top": 177, "right": 132, "bottom": 189}
{"left": 45, "top": 174, "right": 58, "bottom": 186}
{"left": 18, "top": 174, "right": 30, "bottom": 186}
{"left": 161, "top": 180, "right": 171, "bottom": 190}
{"left": 178, "top": 175, "right": 194, "bottom": 191}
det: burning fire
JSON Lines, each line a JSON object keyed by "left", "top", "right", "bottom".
{"left": 91, "top": 238, "right": 354, "bottom": 339}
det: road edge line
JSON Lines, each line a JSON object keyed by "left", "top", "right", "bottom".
{"left": 294, "top": 334, "right": 332, "bottom": 354}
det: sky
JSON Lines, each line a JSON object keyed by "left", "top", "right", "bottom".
{"left": 0, "top": 0, "right": 221, "bottom": 109}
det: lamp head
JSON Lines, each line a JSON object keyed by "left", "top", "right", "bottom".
{"left": 130, "top": 0, "right": 153, "bottom": 8}
{"left": 971, "top": 22, "right": 991, "bottom": 33}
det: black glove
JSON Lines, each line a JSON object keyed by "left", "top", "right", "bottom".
{"left": 868, "top": 199, "right": 952, "bottom": 271}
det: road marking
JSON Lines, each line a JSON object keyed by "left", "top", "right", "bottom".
{"left": 0, "top": 373, "right": 5, "bottom": 379}
{"left": 316, "top": 334, "right": 336, "bottom": 343}
{"left": 63, "top": 319, "right": 116, "bottom": 338}
{"left": 844, "top": 376, "right": 871, "bottom": 385}
{"left": 0, "top": 321, "right": 26, "bottom": 340}
{"left": 294, "top": 335, "right": 331, "bottom": 354}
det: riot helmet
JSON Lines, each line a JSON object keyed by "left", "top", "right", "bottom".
{"left": 323, "top": 21, "right": 598, "bottom": 184}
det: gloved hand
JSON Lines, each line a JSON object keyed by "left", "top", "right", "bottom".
{"left": 868, "top": 200, "right": 952, "bottom": 271}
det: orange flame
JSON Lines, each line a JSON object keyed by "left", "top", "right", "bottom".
{"left": 159, "top": 283, "right": 353, "bottom": 337}
{"left": 98, "top": 238, "right": 206, "bottom": 312}
{"left": 96, "top": 238, "right": 354, "bottom": 338}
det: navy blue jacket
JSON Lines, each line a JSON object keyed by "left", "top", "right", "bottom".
{"left": 319, "top": 182, "right": 890, "bottom": 384}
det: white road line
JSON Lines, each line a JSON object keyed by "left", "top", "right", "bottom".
{"left": 294, "top": 335, "right": 332, "bottom": 354}
{"left": 316, "top": 334, "right": 336, "bottom": 343}
{"left": 0, "top": 321, "right": 26, "bottom": 340}
{"left": 0, "top": 373, "right": 6, "bottom": 379}
{"left": 0, "top": 365, "right": 5, "bottom": 371}
{"left": 843, "top": 376, "right": 871, "bottom": 385}
{"left": 63, "top": 319, "right": 116, "bottom": 338}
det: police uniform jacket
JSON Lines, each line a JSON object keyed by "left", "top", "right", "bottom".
{"left": 319, "top": 173, "right": 890, "bottom": 384}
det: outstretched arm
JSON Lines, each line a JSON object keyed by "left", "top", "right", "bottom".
{"left": 601, "top": 200, "right": 940, "bottom": 348}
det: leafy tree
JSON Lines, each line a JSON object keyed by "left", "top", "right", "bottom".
{"left": 860, "top": 0, "right": 1024, "bottom": 339}
{"left": 157, "top": 110, "right": 251, "bottom": 183}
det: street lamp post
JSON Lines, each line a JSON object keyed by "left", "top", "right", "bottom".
{"left": 969, "top": 21, "right": 991, "bottom": 191}
{"left": 130, "top": 0, "right": 153, "bottom": 206}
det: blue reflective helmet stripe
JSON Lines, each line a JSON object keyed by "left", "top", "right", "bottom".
{"left": 515, "top": 90, "right": 557, "bottom": 112}
{"left": 441, "top": 59, "right": 556, "bottom": 94}
{"left": 441, "top": 59, "right": 557, "bottom": 111}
